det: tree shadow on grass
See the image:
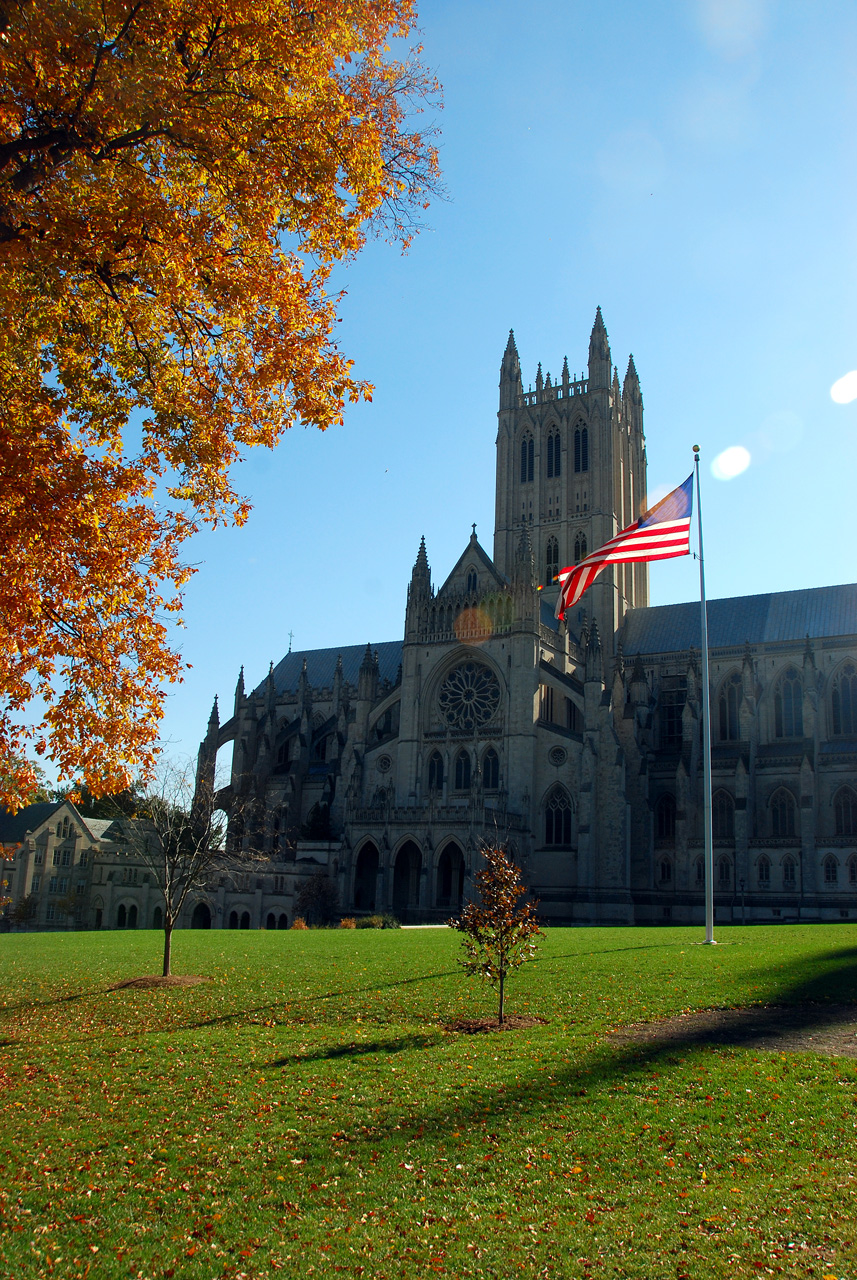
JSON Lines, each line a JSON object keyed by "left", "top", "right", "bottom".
{"left": 263, "top": 1030, "right": 442, "bottom": 1068}
{"left": 303, "top": 943, "right": 857, "bottom": 1149}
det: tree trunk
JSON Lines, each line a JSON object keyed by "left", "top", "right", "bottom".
{"left": 162, "top": 918, "right": 172, "bottom": 977}
{"left": 498, "top": 968, "right": 505, "bottom": 1026}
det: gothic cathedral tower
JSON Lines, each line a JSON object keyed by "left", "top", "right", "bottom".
{"left": 493, "top": 308, "right": 648, "bottom": 650}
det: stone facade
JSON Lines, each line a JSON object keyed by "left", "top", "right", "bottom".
{"left": 193, "top": 310, "right": 857, "bottom": 928}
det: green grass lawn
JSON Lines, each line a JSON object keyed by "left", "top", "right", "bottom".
{"left": 2, "top": 924, "right": 857, "bottom": 1279}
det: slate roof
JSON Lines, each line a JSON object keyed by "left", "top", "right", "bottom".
{"left": 258, "top": 641, "right": 404, "bottom": 697}
{"left": 620, "top": 584, "right": 857, "bottom": 656}
{"left": 0, "top": 802, "right": 60, "bottom": 845}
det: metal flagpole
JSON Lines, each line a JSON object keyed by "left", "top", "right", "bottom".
{"left": 693, "top": 446, "right": 715, "bottom": 944}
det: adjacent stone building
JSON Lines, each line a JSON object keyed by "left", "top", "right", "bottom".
{"left": 193, "top": 311, "right": 857, "bottom": 927}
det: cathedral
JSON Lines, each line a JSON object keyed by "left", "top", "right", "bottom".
{"left": 194, "top": 309, "right": 857, "bottom": 928}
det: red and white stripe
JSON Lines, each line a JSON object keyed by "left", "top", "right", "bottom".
{"left": 555, "top": 516, "right": 691, "bottom": 620}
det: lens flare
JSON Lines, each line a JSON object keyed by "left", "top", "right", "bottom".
{"left": 711, "top": 445, "right": 751, "bottom": 480}
{"left": 831, "top": 371, "right": 857, "bottom": 405}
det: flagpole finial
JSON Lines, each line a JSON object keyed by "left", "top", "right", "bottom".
{"left": 693, "top": 445, "right": 700, "bottom": 453}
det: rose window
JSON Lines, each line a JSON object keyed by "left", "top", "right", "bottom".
{"left": 438, "top": 662, "right": 500, "bottom": 731}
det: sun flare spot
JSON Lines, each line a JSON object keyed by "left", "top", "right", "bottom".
{"left": 831, "top": 371, "right": 857, "bottom": 405}
{"left": 711, "top": 445, "right": 751, "bottom": 480}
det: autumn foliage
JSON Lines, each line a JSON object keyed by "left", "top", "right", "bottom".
{"left": 0, "top": 0, "right": 440, "bottom": 809}
{"left": 449, "top": 846, "right": 543, "bottom": 1026}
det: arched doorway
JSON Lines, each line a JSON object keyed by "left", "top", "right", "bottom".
{"left": 240, "top": 911, "right": 250, "bottom": 929}
{"left": 117, "top": 903, "right": 126, "bottom": 928}
{"left": 191, "top": 902, "right": 211, "bottom": 929}
{"left": 354, "top": 842, "right": 379, "bottom": 911}
{"left": 127, "top": 904, "right": 138, "bottom": 929}
{"left": 436, "top": 842, "right": 465, "bottom": 912}
{"left": 266, "top": 912, "right": 276, "bottom": 930}
{"left": 393, "top": 841, "right": 421, "bottom": 917}
{"left": 278, "top": 913, "right": 288, "bottom": 929}
{"left": 153, "top": 906, "right": 163, "bottom": 929}
{"left": 228, "top": 910, "right": 238, "bottom": 929}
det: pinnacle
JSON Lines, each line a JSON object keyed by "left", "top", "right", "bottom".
{"left": 504, "top": 328, "right": 518, "bottom": 355}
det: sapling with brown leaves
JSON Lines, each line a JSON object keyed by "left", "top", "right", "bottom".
{"left": 449, "top": 846, "right": 543, "bottom": 1026}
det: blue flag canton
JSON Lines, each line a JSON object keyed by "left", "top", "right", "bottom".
{"left": 638, "top": 474, "right": 694, "bottom": 528}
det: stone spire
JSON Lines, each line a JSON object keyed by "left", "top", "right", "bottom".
{"left": 208, "top": 695, "right": 219, "bottom": 730}
{"left": 588, "top": 305, "right": 611, "bottom": 389}
{"left": 411, "top": 534, "right": 430, "bottom": 585}
{"left": 499, "top": 329, "right": 522, "bottom": 410}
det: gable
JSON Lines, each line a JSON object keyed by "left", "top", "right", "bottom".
{"left": 436, "top": 534, "right": 507, "bottom": 598}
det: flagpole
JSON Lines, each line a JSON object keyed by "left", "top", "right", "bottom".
{"left": 693, "top": 446, "right": 715, "bottom": 945}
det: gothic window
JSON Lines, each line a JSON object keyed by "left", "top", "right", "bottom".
{"left": 438, "top": 662, "right": 501, "bottom": 731}
{"left": 655, "top": 794, "right": 676, "bottom": 845}
{"left": 718, "top": 856, "right": 732, "bottom": 886}
{"left": 574, "top": 425, "right": 589, "bottom": 473}
{"left": 824, "top": 855, "right": 839, "bottom": 886}
{"left": 312, "top": 735, "right": 328, "bottom": 762}
{"left": 834, "top": 787, "right": 857, "bottom": 837}
{"left": 466, "top": 568, "right": 478, "bottom": 594}
{"left": 547, "top": 429, "right": 561, "bottom": 478}
{"left": 454, "top": 750, "right": 471, "bottom": 791}
{"left": 718, "top": 673, "right": 742, "bottom": 741}
{"left": 520, "top": 435, "right": 534, "bottom": 483}
{"left": 695, "top": 857, "right": 704, "bottom": 885}
{"left": 770, "top": 787, "right": 797, "bottom": 838}
{"left": 712, "top": 790, "right": 735, "bottom": 841}
{"left": 832, "top": 663, "right": 857, "bottom": 736}
{"left": 659, "top": 858, "right": 672, "bottom": 884}
{"left": 483, "top": 748, "right": 499, "bottom": 791}
{"left": 849, "top": 857, "right": 857, "bottom": 886}
{"left": 573, "top": 531, "right": 587, "bottom": 563}
{"left": 774, "top": 668, "right": 803, "bottom": 738}
{"left": 782, "top": 856, "right": 796, "bottom": 887}
{"left": 758, "top": 856, "right": 770, "bottom": 888}
{"left": 428, "top": 751, "right": 444, "bottom": 792}
{"left": 658, "top": 677, "right": 686, "bottom": 750}
{"left": 545, "top": 538, "right": 559, "bottom": 586}
{"left": 545, "top": 786, "right": 572, "bottom": 847}
{"left": 540, "top": 684, "right": 555, "bottom": 723}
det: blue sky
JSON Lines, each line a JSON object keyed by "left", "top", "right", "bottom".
{"left": 158, "top": 0, "right": 857, "bottom": 767}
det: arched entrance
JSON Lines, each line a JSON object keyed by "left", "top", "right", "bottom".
{"left": 393, "top": 841, "right": 421, "bottom": 918}
{"left": 127, "top": 904, "right": 138, "bottom": 929}
{"left": 191, "top": 902, "right": 211, "bottom": 929}
{"left": 354, "top": 842, "right": 379, "bottom": 911}
{"left": 436, "top": 841, "right": 465, "bottom": 912}
{"left": 117, "top": 903, "right": 126, "bottom": 928}
{"left": 266, "top": 912, "right": 276, "bottom": 930}
{"left": 278, "top": 913, "right": 288, "bottom": 929}
{"left": 153, "top": 906, "right": 163, "bottom": 929}
{"left": 228, "top": 910, "right": 238, "bottom": 929}
{"left": 240, "top": 911, "right": 250, "bottom": 929}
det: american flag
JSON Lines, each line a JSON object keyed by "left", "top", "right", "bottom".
{"left": 555, "top": 474, "right": 693, "bottom": 621}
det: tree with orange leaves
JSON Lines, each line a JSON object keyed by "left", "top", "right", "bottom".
{"left": 0, "top": 0, "right": 440, "bottom": 810}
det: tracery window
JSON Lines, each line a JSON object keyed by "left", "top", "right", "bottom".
{"left": 655, "top": 794, "right": 676, "bottom": 844}
{"left": 782, "top": 856, "right": 796, "bottom": 887}
{"left": 834, "top": 787, "right": 857, "bottom": 837}
{"left": 573, "top": 531, "right": 587, "bottom": 563}
{"left": 758, "top": 856, "right": 770, "bottom": 888}
{"left": 573, "top": 425, "right": 589, "bottom": 473}
{"left": 718, "top": 673, "right": 742, "bottom": 741}
{"left": 482, "top": 748, "right": 499, "bottom": 791}
{"left": 545, "top": 538, "right": 559, "bottom": 586}
{"left": 520, "top": 435, "right": 534, "bottom": 483}
{"left": 832, "top": 663, "right": 857, "bottom": 736}
{"left": 770, "top": 787, "right": 796, "bottom": 838}
{"left": 849, "top": 857, "right": 857, "bottom": 886}
{"left": 712, "top": 790, "right": 735, "bottom": 841}
{"left": 547, "top": 430, "right": 561, "bottom": 478}
{"left": 824, "top": 855, "right": 839, "bottom": 886}
{"left": 428, "top": 751, "right": 444, "bottom": 792}
{"left": 658, "top": 677, "right": 686, "bottom": 750}
{"left": 466, "top": 568, "right": 478, "bottom": 594}
{"left": 438, "top": 662, "right": 501, "bottom": 731}
{"left": 659, "top": 858, "right": 672, "bottom": 884}
{"left": 718, "top": 856, "right": 732, "bottom": 886}
{"left": 454, "top": 750, "right": 471, "bottom": 791}
{"left": 774, "top": 668, "right": 803, "bottom": 738}
{"left": 545, "top": 786, "right": 572, "bottom": 847}
{"left": 695, "top": 857, "right": 704, "bottom": 885}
